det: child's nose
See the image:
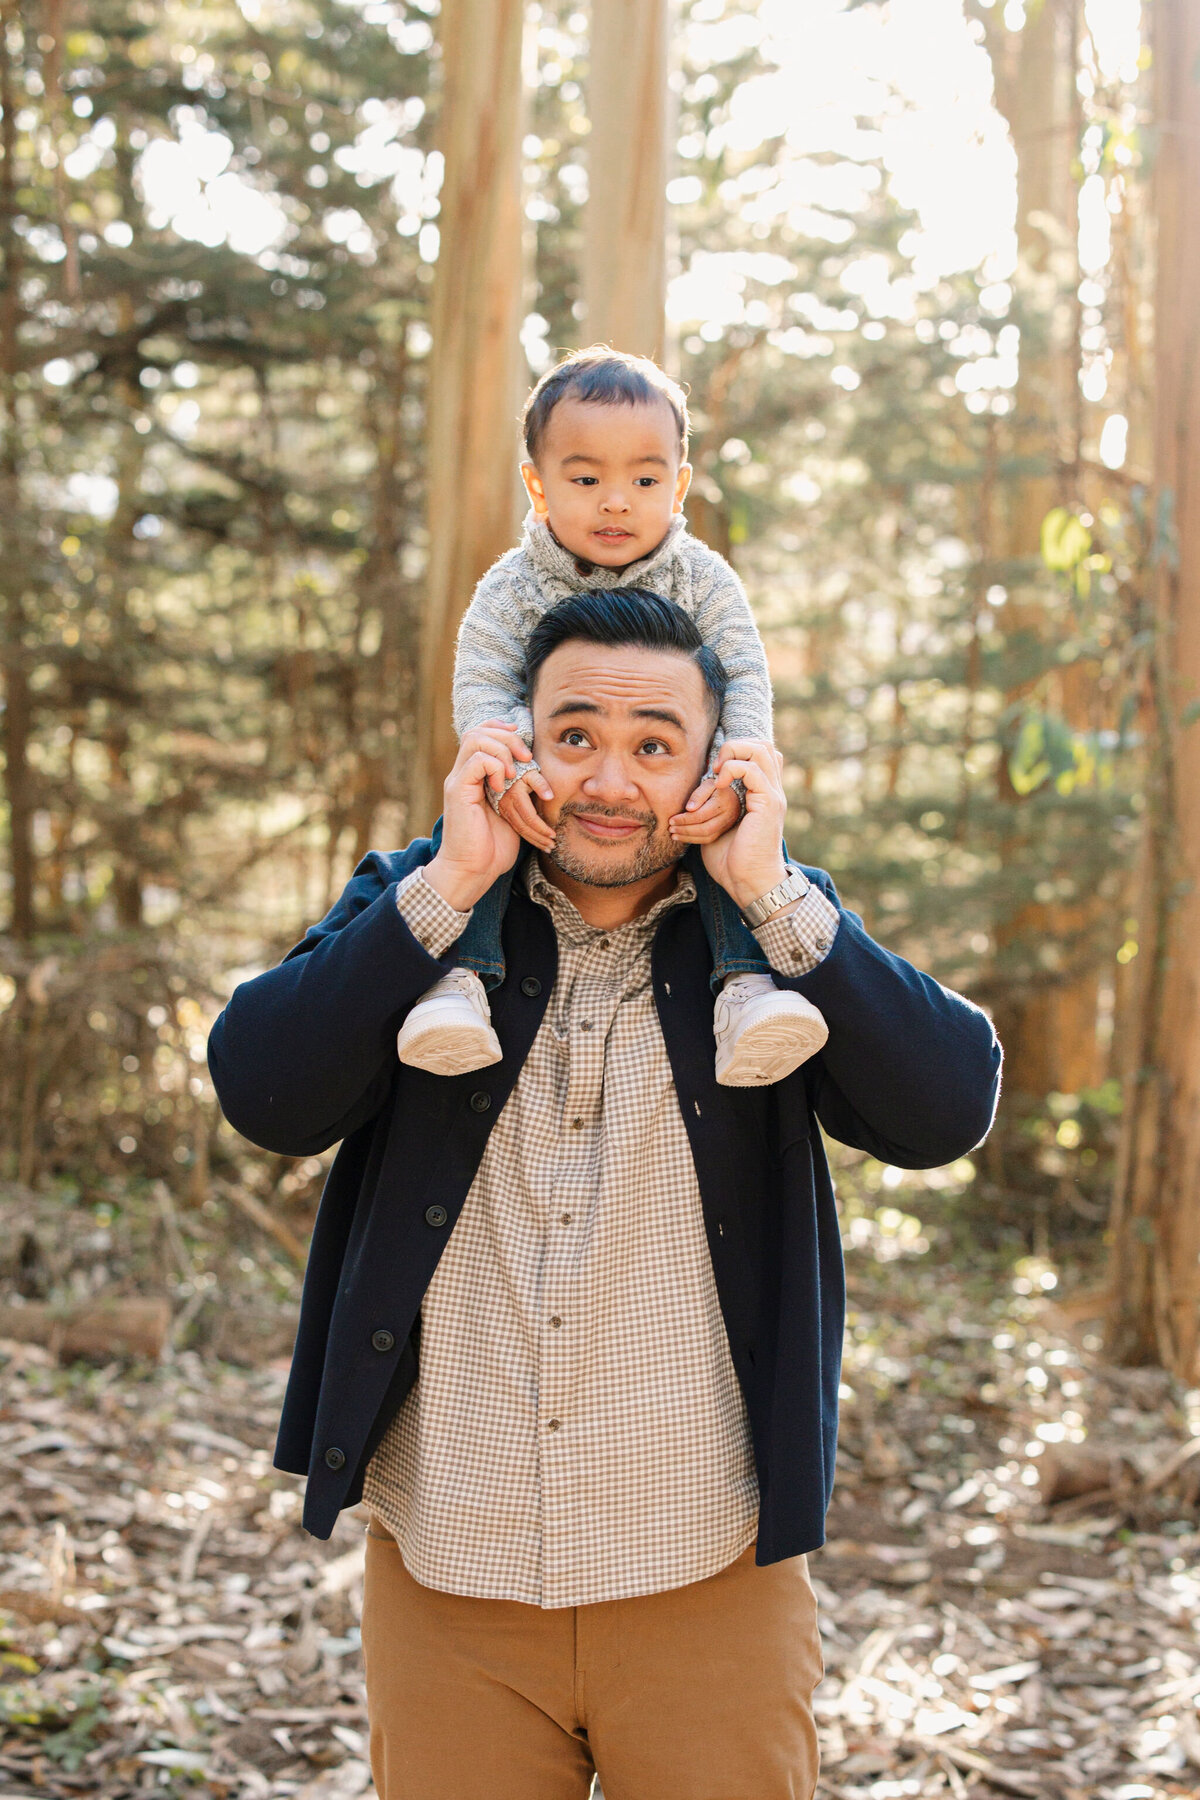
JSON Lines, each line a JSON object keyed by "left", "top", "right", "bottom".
{"left": 599, "top": 488, "right": 631, "bottom": 513}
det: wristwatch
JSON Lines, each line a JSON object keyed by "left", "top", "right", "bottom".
{"left": 741, "top": 867, "right": 811, "bottom": 929}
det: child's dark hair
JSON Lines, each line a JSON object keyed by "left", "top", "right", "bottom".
{"left": 524, "top": 588, "right": 726, "bottom": 723}
{"left": 522, "top": 346, "right": 690, "bottom": 463}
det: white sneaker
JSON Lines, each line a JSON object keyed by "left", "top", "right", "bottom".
{"left": 397, "top": 969, "right": 503, "bottom": 1075}
{"left": 713, "top": 974, "right": 829, "bottom": 1088}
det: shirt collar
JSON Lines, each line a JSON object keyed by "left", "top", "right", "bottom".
{"left": 522, "top": 851, "right": 696, "bottom": 946}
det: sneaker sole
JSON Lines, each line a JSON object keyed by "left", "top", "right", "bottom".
{"left": 715, "top": 1010, "right": 829, "bottom": 1087}
{"left": 397, "top": 1019, "right": 503, "bottom": 1076}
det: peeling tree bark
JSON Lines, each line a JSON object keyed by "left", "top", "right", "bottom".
{"left": 583, "top": 0, "right": 670, "bottom": 361}
{"left": 413, "top": 0, "right": 526, "bottom": 831}
{"left": 1106, "top": 0, "right": 1200, "bottom": 1376}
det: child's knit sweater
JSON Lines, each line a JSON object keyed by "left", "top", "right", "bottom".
{"left": 451, "top": 511, "right": 774, "bottom": 748}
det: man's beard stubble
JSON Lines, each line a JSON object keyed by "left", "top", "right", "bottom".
{"left": 545, "top": 799, "right": 686, "bottom": 890}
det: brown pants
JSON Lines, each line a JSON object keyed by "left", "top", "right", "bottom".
{"left": 361, "top": 1525, "right": 823, "bottom": 1800}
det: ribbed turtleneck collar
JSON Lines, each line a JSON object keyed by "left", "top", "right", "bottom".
{"left": 520, "top": 510, "right": 687, "bottom": 592}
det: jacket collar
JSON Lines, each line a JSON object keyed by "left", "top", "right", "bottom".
{"left": 521, "top": 510, "right": 687, "bottom": 594}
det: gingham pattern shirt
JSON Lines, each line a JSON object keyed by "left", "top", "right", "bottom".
{"left": 363, "top": 857, "right": 839, "bottom": 1607}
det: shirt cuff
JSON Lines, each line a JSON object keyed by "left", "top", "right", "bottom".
{"left": 752, "top": 879, "right": 839, "bottom": 977}
{"left": 395, "top": 867, "right": 473, "bottom": 960}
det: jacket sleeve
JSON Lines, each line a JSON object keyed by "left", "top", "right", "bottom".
{"left": 687, "top": 548, "right": 775, "bottom": 744}
{"left": 206, "top": 848, "right": 459, "bottom": 1157}
{"left": 451, "top": 559, "right": 540, "bottom": 746}
{"left": 774, "top": 869, "right": 1002, "bottom": 1168}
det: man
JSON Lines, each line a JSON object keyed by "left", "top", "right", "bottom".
{"left": 208, "top": 589, "right": 1002, "bottom": 1800}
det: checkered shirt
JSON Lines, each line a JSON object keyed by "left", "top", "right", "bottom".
{"left": 362, "top": 857, "right": 839, "bottom": 1607}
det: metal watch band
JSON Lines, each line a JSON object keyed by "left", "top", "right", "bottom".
{"left": 741, "top": 867, "right": 811, "bottom": 930}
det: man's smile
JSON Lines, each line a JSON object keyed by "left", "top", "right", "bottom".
{"left": 567, "top": 809, "right": 649, "bottom": 842}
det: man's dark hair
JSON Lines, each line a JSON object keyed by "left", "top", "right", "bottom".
{"left": 524, "top": 588, "right": 727, "bottom": 724}
{"left": 522, "top": 346, "right": 690, "bottom": 464}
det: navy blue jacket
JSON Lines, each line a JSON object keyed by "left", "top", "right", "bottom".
{"left": 207, "top": 841, "right": 1002, "bottom": 1558}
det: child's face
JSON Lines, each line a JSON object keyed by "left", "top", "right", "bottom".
{"left": 521, "top": 395, "right": 692, "bottom": 568}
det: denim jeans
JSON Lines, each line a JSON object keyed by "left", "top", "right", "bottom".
{"left": 426, "top": 820, "right": 771, "bottom": 994}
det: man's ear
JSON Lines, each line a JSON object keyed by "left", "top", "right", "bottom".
{"left": 521, "top": 460, "right": 549, "bottom": 516}
{"left": 673, "top": 461, "right": 693, "bottom": 514}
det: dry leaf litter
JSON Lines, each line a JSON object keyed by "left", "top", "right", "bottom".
{"left": 0, "top": 1171, "right": 1198, "bottom": 1799}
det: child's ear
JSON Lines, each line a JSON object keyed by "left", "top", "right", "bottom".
{"left": 521, "top": 460, "right": 549, "bottom": 516}
{"left": 673, "top": 461, "right": 693, "bottom": 514}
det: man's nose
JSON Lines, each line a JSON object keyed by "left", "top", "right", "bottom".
{"left": 582, "top": 752, "right": 641, "bottom": 802}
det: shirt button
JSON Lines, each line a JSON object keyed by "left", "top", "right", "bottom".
{"left": 570, "top": 1116, "right": 584, "bottom": 1130}
{"left": 424, "top": 1204, "right": 448, "bottom": 1228}
{"left": 559, "top": 1212, "right": 572, "bottom": 1225}
{"left": 597, "top": 938, "right": 609, "bottom": 950}
{"left": 549, "top": 1316, "right": 563, "bottom": 1329}
{"left": 580, "top": 1020, "right": 594, "bottom": 1032}
{"left": 469, "top": 1091, "right": 492, "bottom": 1113}
{"left": 324, "top": 1446, "right": 346, "bottom": 1471}
{"left": 371, "top": 1329, "right": 395, "bottom": 1353}
{"left": 547, "top": 1419, "right": 561, "bottom": 1433}
{"left": 816, "top": 935, "right": 830, "bottom": 951}
{"left": 520, "top": 976, "right": 542, "bottom": 997}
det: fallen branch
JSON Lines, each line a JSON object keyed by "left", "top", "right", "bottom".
{"left": 221, "top": 1184, "right": 307, "bottom": 1264}
{"left": 916, "top": 1739, "right": 1041, "bottom": 1796}
{"left": 0, "top": 1297, "right": 171, "bottom": 1362}
{"left": 0, "top": 1589, "right": 81, "bottom": 1626}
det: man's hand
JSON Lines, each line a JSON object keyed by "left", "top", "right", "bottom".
{"left": 423, "top": 725, "right": 533, "bottom": 913}
{"left": 698, "top": 739, "right": 791, "bottom": 916}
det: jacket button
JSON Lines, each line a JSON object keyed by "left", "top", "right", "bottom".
{"left": 324, "top": 1446, "right": 346, "bottom": 1471}
{"left": 371, "top": 1329, "right": 395, "bottom": 1353}
{"left": 469, "top": 1091, "right": 492, "bottom": 1113}
{"left": 424, "top": 1204, "right": 448, "bottom": 1228}
{"left": 520, "top": 976, "right": 542, "bottom": 997}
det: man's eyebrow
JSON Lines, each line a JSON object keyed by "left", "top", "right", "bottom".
{"left": 548, "top": 699, "right": 603, "bottom": 719}
{"left": 546, "top": 699, "right": 686, "bottom": 732}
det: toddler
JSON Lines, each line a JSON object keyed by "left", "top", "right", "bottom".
{"left": 396, "top": 346, "right": 828, "bottom": 1086}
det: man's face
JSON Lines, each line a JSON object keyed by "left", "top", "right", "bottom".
{"left": 530, "top": 641, "right": 714, "bottom": 889}
{"left": 521, "top": 396, "right": 692, "bottom": 569}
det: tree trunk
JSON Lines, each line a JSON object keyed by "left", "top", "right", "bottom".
{"left": 412, "top": 0, "right": 526, "bottom": 831}
{"left": 1106, "top": 0, "right": 1200, "bottom": 1376}
{"left": 583, "top": 0, "right": 670, "bottom": 360}
{"left": 984, "top": 0, "right": 1105, "bottom": 1102}
{"left": 0, "top": 8, "right": 34, "bottom": 940}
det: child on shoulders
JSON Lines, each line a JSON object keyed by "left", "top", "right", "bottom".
{"left": 396, "top": 346, "right": 827, "bottom": 1087}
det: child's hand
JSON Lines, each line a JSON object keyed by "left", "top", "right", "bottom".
{"left": 497, "top": 767, "right": 557, "bottom": 853}
{"left": 668, "top": 779, "right": 742, "bottom": 845}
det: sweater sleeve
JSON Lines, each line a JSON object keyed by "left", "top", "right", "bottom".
{"left": 206, "top": 847, "right": 461, "bottom": 1157}
{"left": 772, "top": 867, "right": 1003, "bottom": 1167}
{"left": 686, "top": 546, "right": 774, "bottom": 744}
{"left": 451, "top": 558, "right": 538, "bottom": 746}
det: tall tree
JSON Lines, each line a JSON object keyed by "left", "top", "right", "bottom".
{"left": 583, "top": 0, "right": 669, "bottom": 359}
{"left": 972, "top": 0, "right": 1110, "bottom": 1107}
{"left": 413, "top": 0, "right": 526, "bottom": 829}
{"left": 1107, "top": 0, "right": 1200, "bottom": 1376}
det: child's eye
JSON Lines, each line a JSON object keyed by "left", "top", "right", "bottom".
{"left": 571, "top": 475, "right": 599, "bottom": 486}
{"left": 634, "top": 477, "right": 659, "bottom": 487}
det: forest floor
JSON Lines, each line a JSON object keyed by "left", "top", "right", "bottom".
{"left": 0, "top": 1172, "right": 1198, "bottom": 1800}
